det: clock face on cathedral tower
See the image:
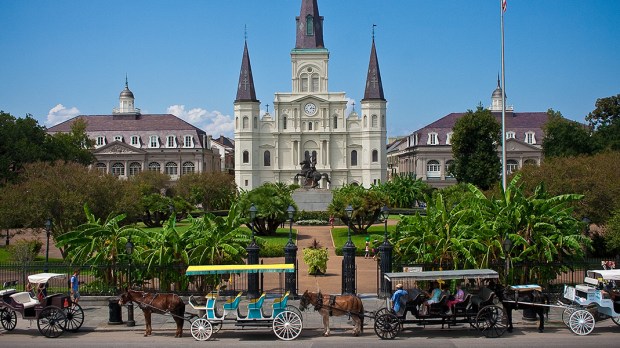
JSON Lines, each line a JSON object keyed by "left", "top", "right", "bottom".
{"left": 304, "top": 102, "right": 317, "bottom": 116}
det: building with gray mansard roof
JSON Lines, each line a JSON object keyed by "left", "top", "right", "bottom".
{"left": 47, "top": 81, "right": 221, "bottom": 180}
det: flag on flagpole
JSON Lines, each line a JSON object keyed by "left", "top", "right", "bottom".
{"left": 502, "top": 0, "right": 507, "bottom": 12}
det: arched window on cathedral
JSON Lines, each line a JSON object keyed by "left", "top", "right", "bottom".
{"left": 253, "top": 116, "right": 257, "bottom": 128}
{"left": 351, "top": 150, "right": 358, "bottom": 166}
{"left": 304, "top": 151, "right": 310, "bottom": 162}
{"left": 311, "top": 74, "right": 319, "bottom": 92}
{"left": 308, "top": 122, "right": 313, "bottom": 131}
{"left": 333, "top": 116, "right": 337, "bottom": 129}
{"left": 264, "top": 151, "right": 271, "bottom": 167}
{"left": 242, "top": 117, "right": 248, "bottom": 129}
{"left": 372, "top": 149, "right": 378, "bottom": 163}
{"left": 301, "top": 73, "right": 309, "bottom": 92}
{"left": 372, "top": 115, "right": 378, "bottom": 128}
{"left": 243, "top": 150, "right": 249, "bottom": 164}
{"left": 306, "top": 15, "right": 314, "bottom": 36}
{"left": 363, "top": 115, "right": 367, "bottom": 127}
{"left": 236, "top": 117, "right": 239, "bottom": 129}
{"left": 283, "top": 116, "right": 287, "bottom": 130}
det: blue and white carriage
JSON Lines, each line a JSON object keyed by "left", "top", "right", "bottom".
{"left": 185, "top": 264, "right": 303, "bottom": 341}
{"left": 562, "top": 269, "right": 620, "bottom": 335}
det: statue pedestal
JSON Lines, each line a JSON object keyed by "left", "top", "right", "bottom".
{"left": 292, "top": 188, "right": 333, "bottom": 212}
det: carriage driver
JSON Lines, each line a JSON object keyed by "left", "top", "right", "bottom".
{"left": 391, "top": 284, "right": 408, "bottom": 315}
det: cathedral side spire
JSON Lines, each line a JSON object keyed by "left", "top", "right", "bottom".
{"left": 235, "top": 40, "right": 258, "bottom": 102}
{"left": 362, "top": 36, "right": 385, "bottom": 101}
{"left": 295, "top": 0, "right": 324, "bottom": 49}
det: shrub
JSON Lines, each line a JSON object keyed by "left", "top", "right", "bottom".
{"left": 302, "top": 239, "right": 329, "bottom": 275}
{"left": 7, "top": 239, "right": 43, "bottom": 263}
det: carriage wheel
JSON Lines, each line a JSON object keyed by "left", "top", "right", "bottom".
{"left": 475, "top": 305, "right": 507, "bottom": 338}
{"left": 374, "top": 313, "right": 401, "bottom": 340}
{"left": 273, "top": 310, "right": 303, "bottom": 341}
{"left": 285, "top": 305, "right": 303, "bottom": 320}
{"left": 190, "top": 318, "right": 213, "bottom": 341}
{"left": 374, "top": 307, "right": 390, "bottom": 319}
{"left": 37, "top": 306, "right": 67, "bottom": 338}
{"left": 211, "top": 321, "right": 223, "bottom": 333}
{"left": 568, "top": 310, "right": 595, "bottom": 336}
{"left": 562, "top": 306, "right": 577, "bottom": 328}
{"left": 0, "top": 308, "right": 17, "bottom": 331}
{"left": 63, "top": 303, "right": 84, "bottom": 332}
{"left": 611, "top": 316, "right": 620, "bottom": 326}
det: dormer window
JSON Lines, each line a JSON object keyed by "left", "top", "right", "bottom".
{"left": 446, "top": 132, "right": 453, "bottom": 145}
{"left": 183, "top": 135, "right": 193, "bottom": 148}
{"left": 525, "top": 131, "right": 536, "bottom": 144}
{"left": 506, "top": 131, "right": 515, "bottom": 139}
{"left": 166, "top": 135, "right": 177, "bottom": 148}
{"left": 149, "top": 135, "right": 159, "bottom": 148}
{"left": 427, "top": 132, "right": 439, "bottom": 145}
{"left": 96, "top": 136, "right": 106, "bottom": 147}
{"left": 130, "top": 135, "right": 140, "bottom": 147}
{"left": 114, "top": 135, "right": 123, "bottom": 142}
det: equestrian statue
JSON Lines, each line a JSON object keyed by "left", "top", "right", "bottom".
{"left": 294, "top": 158, "right": 330, "bottom": 189}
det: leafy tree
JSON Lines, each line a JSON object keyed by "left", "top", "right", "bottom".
{"left": 586, "top": 94, "right": 620, "bottom": 151}
{"left": 175, "top": 172, "right": 237, "bottom": 210}
{"left": 375, "top": 174, "right": 430, "bottom": 208}
{"left": 0, "top": 161, "right": 140, "bottom": 256}
{"left": 0, "top": 112, "right": 94, "bottom": 185}
{"left": 543, "top": 109, "right": 597, "bottom": 158}
{"left": 516, "top": 152, "right": 620, "bottom": 225}
{"left": 605, "top": 208, "right": 620, "bottom": 256}
{"left": 450, "top": 105, "right": 501, "bottom": 190}
{"left": 237, "top": 183, "right": 297, "bottom": 236}
{"left": 328, "top": 184, "right": 388, "bottom": 234}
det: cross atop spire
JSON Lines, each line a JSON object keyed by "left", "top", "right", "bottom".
{"left": 362, "top": 36, "right": 385, "bottom": 101}
{"left": 235, "top": 39, "right": 259, "bottom": 102}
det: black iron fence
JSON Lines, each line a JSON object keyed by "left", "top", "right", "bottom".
{"left": 0, "top": 260, "right": 292, "bottom": 296}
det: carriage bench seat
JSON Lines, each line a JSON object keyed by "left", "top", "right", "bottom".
{"left": 471, "top": 287, "right": 495, "bottom": 309}
{"left": 222, "top": 292, "right": 243, "bottom": 311}
{"left": 272, "top": 292, "right": 290, "bottom": 318}
{"left": 0, "top": 289, "right": 17, "bottom": 297}
{"left": 10, "top": 291, "right": 39, "bottom": 309}
{"left": 247, "top": 293, "right": 266, "bottom": 319}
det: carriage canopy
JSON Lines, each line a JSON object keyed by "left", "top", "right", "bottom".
{"left": 384, "top": 269, "right": 499, "bottom": 282}
{"left": 27, "top": 273, "right": 66, "bottom": 284}
{"left": 587, "top": 269, "right": 620, "bottom": 281}
{"left": 185, "top": 263, "right": 295, "bottom": 276}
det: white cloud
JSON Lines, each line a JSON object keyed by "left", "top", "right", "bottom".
{"left": 46, "top": 104, "right": 80, "bottom": 126}
{"left": 167, "top": 104, "right": 234, "bottom": 138}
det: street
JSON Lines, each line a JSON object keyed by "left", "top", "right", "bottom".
{"left": 2, "top": 322, "right": 619, "bottom": 348}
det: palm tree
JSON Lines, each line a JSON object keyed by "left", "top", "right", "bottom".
{"left": 56, "top": 204, "right": 144, "bottom": 288}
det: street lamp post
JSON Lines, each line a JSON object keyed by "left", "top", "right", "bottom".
{"left": 342, "top": 204, "right": 356, "bottom": 295}
{"left": 284, "top": 205, "right": 297, "bottom": 296}
{"left": 246, "top": 204, "right": 260, "bottom": 298}
{"left": 44, "top": 219, "right": 52, "bottom": 273}
{"left": 503, "top": 237, "right": 513, "bottom": 284}
{"left": 378, "top": 205, "right": 393, "bottom": 297}
{"left": 125, "top": 237, "right": 135, "bottom": 327}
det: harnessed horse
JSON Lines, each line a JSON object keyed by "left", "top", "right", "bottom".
{"left": 118, "top": 289, "right": 186, "bottom": 337}
{"left": 494, "top": 285, "right": 549, "bottom": 333}
{"left": 299, "top": 290, "right": 364, "bottom": 336}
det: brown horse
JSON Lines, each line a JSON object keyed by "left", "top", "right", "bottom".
{"left": 118, "top": 289, "right": 186, "bottom": 338}
{"left": 299, "top": 290, "right": 364, "bottom": 337}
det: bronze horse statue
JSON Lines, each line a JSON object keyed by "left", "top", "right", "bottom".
{"left": 299, "top": 290, "right": 364, "bottom": 336}
{"left": 295, "top": 160, "right": 330, "bottom": 188}
{"left": 118, "top": 289, "right": 186, "bottom": 337}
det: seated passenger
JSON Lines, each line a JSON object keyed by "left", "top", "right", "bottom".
{"left": 446, "top": 284, "right": 465, "bottom": 315}
{"left": 422, "top": 281, "right": 442, "bottom": 314}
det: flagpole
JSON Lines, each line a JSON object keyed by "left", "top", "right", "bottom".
{"left": 500, "top": 0, "right": 507, "bottom": 191}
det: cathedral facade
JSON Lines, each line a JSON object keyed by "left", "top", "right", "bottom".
{"left": 234, "top": 0, "right": 387, "bottom": 190}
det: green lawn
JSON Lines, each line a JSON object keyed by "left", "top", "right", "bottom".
{"left": 331, "top": 225, "right": 394, "bottom": 251}
{"left": 0, "top": 246, "right": 10, "bottom": 262}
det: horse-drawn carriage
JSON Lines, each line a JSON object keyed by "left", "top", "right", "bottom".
{"left": 374, "top": 269, "right": 508, "bottom": 339}
{"left": 0, "top": 273, "right": 84, "bottom": 338}
{"left": 185, "top": 264, "right": 303, "bottom": 341}
{"left": 561, "top": 269, "right": 620, "bottom": 335}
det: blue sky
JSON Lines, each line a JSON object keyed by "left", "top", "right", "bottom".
{"left": 1, "top": 0, "right": 618, "bottom": 139}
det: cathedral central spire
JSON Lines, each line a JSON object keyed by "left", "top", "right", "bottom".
{"left": 295, "top": 0, "right": 324, "bottom": 49}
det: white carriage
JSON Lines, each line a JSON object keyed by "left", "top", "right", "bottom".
{"left": 562, "top": 269, "right": 620, "bottom": 335}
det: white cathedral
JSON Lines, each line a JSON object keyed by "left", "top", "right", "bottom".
{"left": 234, "top": 0, "right": 387, "bottom": 190}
